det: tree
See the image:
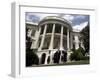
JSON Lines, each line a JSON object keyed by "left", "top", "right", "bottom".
{"left": 81, "top": 23, "right": 89, "bottom": 53}
{"left": 70, "top": 47, "right": 84, "bottom": 61}
{"left": 32, "top": 52, "right": 39, "bottom": 65}
{"left": 26, "top": 49, "right": 39, "bottom": 66}
{"left": 26, "top": 49, "right": 33, "bottom": 66}
{"left": 26, "top": 27, "right": 39, "bottom": 66}
{"left": 79, "top": 47, "right": 85, "bottom": 56}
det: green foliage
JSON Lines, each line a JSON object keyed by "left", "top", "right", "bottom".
{"left": 81, "top": 24, "right": 89, "bottom": 53}
{"left": 70, "top": 47, "right": 85, "bottom": 61}
{"left": 81, "top": 56, "right": 89, "bottom": 60}
{"left": 26, "top": 49, "right": 33, "bottom": 66}
{"left": 26, "top": 49, "right": 39, "bottom": 66}
{"left": 26, "top": 27, "right": 39, "bottom": 66}
{"left": 32, "top": 51, "right": 39, "bottom": 65}
{"left": 76, "top": 48, "right": 84, "bottom": 60}
{"left": 78, "top": 47, "right": 85, "bottom": 56}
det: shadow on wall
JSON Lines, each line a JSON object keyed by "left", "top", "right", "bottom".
{"left": 41, "top": 53, "right": 46, "bottom": 64}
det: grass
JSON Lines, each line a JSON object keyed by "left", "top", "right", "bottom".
{"left": 29, "top": 60, "right": 90, "bottom": 67}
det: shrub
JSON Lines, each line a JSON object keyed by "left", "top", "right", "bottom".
{"left": 26, "top": 27, "right": 39, "bottom": 66}
{"left": 70, "top": 51, "right": 76, "bottom": 61}
{"left": 26, "top": 49, "right": 33, "bottom": 66}
{"left": 78, "top": 47, "right": 85, "bottom": 56}
{"left": 26, "top": 48, "right": 39, "bottom": 66}
{"left": 32, "top": 52, "right": 39, "bottom": 65}
{"left": 76, "top": 48, "right": 84, "bottom": 60}
{"left": 70, "top": 47, "right": 84, "bottom": 61}
{"left": 81, "top": 56, "right": 89, "bottom": 60}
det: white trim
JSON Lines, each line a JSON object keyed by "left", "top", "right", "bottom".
{"left": 11, "top": 2, "right": 20, "bottom": 77}
{"left": 26, "top": 21, "right": 38, "bottom": 25}
{"left": 38, "top": 24, "right": 47, "bottom": 51}
{"left": 49, "top": 24, "right": 55, "bottom": 50}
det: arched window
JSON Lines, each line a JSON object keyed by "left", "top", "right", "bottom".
{"left": 41, "top": 53, "right": 46, "bottom": 64}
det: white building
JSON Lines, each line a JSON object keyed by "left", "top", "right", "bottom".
{"left": 26, "top": 16, "right": 84, "bottom": 64}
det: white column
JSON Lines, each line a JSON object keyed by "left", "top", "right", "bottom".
{"left": 59, "top": 26, "right": 63, "bottom": 63}
{"left": 31, "top": 27, "right": 41, "bottom": 49}
{"left": 75, "top": 36, "right": 79, "bottom": 49}
{"left": 60, "top": 25, "right": 63, "bottom": 50}
{"left": 50, "top": 51, "right": 53, "bottom": 64}
{"left": 67, "top": 29, "right": 70, "bottom": 51}
{"left": 49, "top": 24, "right": 55, "bottom": 50}
{"left": 67, "top": 30, "right": 72, "bottom": 62}
{"left": 27, "top": 28, "right": 32, "bottom": 37}
{"left": 38, "top": 24, "right": 47, "bottom": 51}
{"left": 45, "top": 53, "right": 48, "bottom": 65}
{"left": 37, "top": 53, "right": 41, "bottom": 64}
{"left": 49, "top": 24, "right": 55, "bottom": 64}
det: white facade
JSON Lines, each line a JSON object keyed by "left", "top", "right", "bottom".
{"left": 26, "top": 16, "right": 83, "bottom": 64}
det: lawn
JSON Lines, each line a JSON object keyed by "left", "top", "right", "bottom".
{"left": 30, "top": 60, "right": 89, "bottom": 67}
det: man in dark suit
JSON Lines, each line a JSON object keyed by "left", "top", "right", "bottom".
{"left": 53, "top": 49, "right": 61, "bottom": 64}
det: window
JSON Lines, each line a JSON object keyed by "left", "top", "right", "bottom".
{"left": 63, "top": 26, "right": 67, "bottom": 36}
{"left": 73, "top": 36, "right": 75, "bottom": 40}
{"left": 31, "top": 30, "right": 36, "bottom": 36}
{"left": 46, "top": 24, "right": 53, "bottom": 33}
{"left": 55, "top": 24, "right": 61, "bottom": 33}
{"left": 63, "top": 38, "right": 67, "bottom": 49}
{"left": 40, "top": 25, "right": 45, "bottom": 35}
{"left": 42, "top": 36, "right": 51, "bottom": 50}
{"left": 38, "top": 37, "right": 42, "bottom": 48}
{"left": 53, "top": 35, "right": 60, "bottom": 49}
{"left": 73, "top": 43, "right": 75, "bottom": 49}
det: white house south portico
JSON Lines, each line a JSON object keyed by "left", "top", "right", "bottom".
{"left": 26, "top": 16, "right": 83, "bottom": 65}
{"left": 37, "top": 16, "right": 72, "bottom": 50}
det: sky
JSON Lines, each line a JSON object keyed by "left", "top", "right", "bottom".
{"left": 25, "top": 12, "right": 89, "bottom": 31}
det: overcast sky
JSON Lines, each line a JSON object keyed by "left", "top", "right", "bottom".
{"left": 25, "top": 12, "right": 89, "bottom": 31}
